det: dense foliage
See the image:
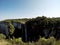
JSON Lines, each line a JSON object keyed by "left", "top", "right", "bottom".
{"left": 26, "top": 16, "right": 60, "bottom": 41}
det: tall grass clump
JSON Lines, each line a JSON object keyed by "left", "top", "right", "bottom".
{"left": 37, "top": 37, "right": 55, "bottom": 45}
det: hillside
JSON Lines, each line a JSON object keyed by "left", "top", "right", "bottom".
{"left": 0, "top": 16, "right": 60, "bottom": 45}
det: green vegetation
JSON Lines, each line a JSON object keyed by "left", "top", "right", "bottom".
{"left": 0, "top": 34, "right": 60, "bottom": 45}
{"left": 2, "top": 18, "right": 31, "bottom": 24}
{"left": 9, "top": 23, "right": 15, "bottom": 35}
{"left": 0, "top": 34, "right": 6, "bottom": 39}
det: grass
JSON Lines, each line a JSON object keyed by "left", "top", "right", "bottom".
{"left": 0, "top": 37, "right": 59, "bottom": 45}
{"left": 0, "top": 34, "right": 60, "bottom": 45}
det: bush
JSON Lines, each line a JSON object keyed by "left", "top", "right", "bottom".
{"left": 9, "top": 37, "right": 23, "bottom": 45}
{"left": 0, "top": 34, "right": 6, "bottom": 39}
{"left": 9, "top": 23, "right": 15, "bottom": 35}
{"left": 37, "top": 37, "right": 55, "bottom": 45}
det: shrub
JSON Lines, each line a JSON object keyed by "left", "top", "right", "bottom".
{"left": 9, "top": 23, "right": 15, "bottom": 35}
{"left": 0, "top": 34, "right": 6, "bottom": 39}
{"left": 37, "top": 37, "right": 55, "bottom": 45}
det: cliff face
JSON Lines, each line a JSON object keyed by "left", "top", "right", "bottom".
{"left": 0, "top": 21, "right": 26, "bottom": 41}
{"left": 0, "top": 22, "right": 9, "bottom": 38}
{"left": 12, "top": 22, "right": 25, "bottom": 38}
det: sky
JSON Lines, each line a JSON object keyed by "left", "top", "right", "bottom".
{"left": 0, "top": 0, "right": 60, "bottom": 20}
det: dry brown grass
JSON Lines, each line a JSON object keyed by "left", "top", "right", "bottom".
{"left": 0, "top": 40, "right": 11, "bottom": 45}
